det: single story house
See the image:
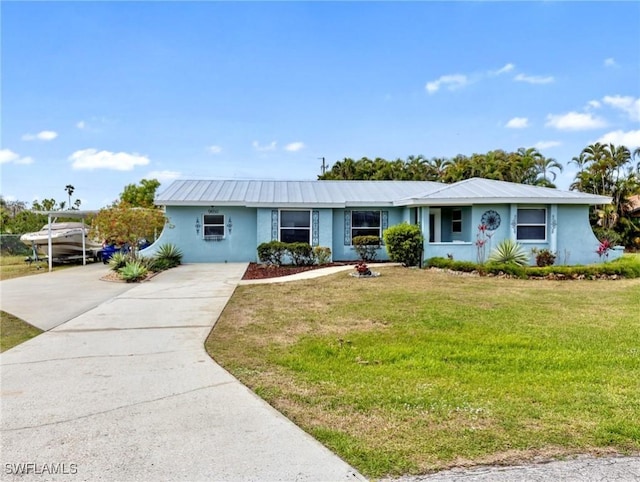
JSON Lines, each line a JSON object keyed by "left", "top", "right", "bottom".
{"left": 143, "top": 178, "right": 623, "bottom": 265}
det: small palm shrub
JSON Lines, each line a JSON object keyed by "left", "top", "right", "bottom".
{"left": 119, "top": 261, "right": 148, "bottom": 282}
{"left": 148, "top": 257, "right": 173, "bottom": 272}
{"left": 108, "top": 252, "right": 130, "bottom": 272}
{"left": 488, "top": 239, "right": 530, "bottom": 266}
{"left": 155, "top": 243, "right": 183, "bottom": 268}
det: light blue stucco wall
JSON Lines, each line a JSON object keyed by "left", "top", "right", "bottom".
{"left": 143, "top": 203, "right": 621, "bottom": 266}
{"left": 141, "top": 206, "right": 258, "bottom": 263}
{"left": 422, "top": 204, "right": 622, "bottom": 265}
{"left": 256, "top": 208, "right": 333, "bottom": 262}
{"left": 331, "top": 207, "right": 406, "bottom": 261}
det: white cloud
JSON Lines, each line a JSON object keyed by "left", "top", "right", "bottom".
{"left": 284, "top": 142, "right": 305, "bottom": 152}
{"left": 146, "top": 170, "right": 181, "bottom": 182}
{"left": 76, "top": 121, "right": 86, "bottom": 129}
{"left": 534, "top": 141, "right": 562, "bottom": 150}
{"left": 505, "top": 117, "right": 529, "bottom": 129}
{"left": 604, "top": 58, "right": 618, "bottom": 68}
{"left": 252, "top": 140, "right": 277, "bottom": 152}
{"left": 0, "top": 149, "right": 34, "bottom": 165}
{"left": 602, "top": 95, "right": 640, "bottom": 121}
{"left": 586, "top": 100, "right": 601, "bottom": 110}
{"left": 70, "top": 148, "right": 150, "bottom": 170}
{"left": 207, "top": 145, "right": 222, "bottom": 154}
{"left": 514, "top": 73, "right": 554, "bottom": 84}
{"left": 492, "top": 63, "right": 515, "bottom": 75}
{"left": 425, "top": 74, "right": 469, "bottom": 94}
{"left": 21, "top": 130, "right": 58, "bottom": 141}
{"left": 545, "top": 112, "right": 607, "bottom": 130}
{"left": 596, "top": 129, "right": 640, "bottom": 148}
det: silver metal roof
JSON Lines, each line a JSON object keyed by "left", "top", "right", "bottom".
{"left": 156, "top": 178, "right": 611, "bottom": 207}
{"left": 395, "top": 178, "right": 612, "bottom": 206}
{"left": 155, "top": 180, "right": 444, "bottom": 207}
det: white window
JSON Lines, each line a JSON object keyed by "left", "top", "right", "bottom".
{"left": 517, "top": 208, "right": 546, "bottom": 241}
{"left": 351, "top": 210, "right": 381, "bottom": 243}
{"left": 452, "top": 209, "right": 462, "bottom": 233}
{"left": 203, "top": 214, "right": 224, "bottom": 240}
{"left": 280, "top": 210, "right": 311, "bottom": 243}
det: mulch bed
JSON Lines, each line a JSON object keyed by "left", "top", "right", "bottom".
{"left": 242, "top": 262, "right": 358, "bottom": 280}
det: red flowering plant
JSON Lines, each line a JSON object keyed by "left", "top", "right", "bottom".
{"left": 596, "top": 239, "right": 612, "bottom": 260}
{"left": 355, "top": 261, "right": 371, "bottom": 275}
{"left": 475, "top": 224, "right": 494, "bottom": 264}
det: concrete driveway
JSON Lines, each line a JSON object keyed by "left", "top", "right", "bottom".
{"left": 0, "top": 263, "right": 365, "bottom": 481}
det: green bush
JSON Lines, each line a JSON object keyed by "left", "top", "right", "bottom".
{"left": 488, "top": 239, "right": 530, "bottom": 266}
{"left": 485, "top": 262, "right": 527, "bottom": 279}
{"left": 353, "top": 235, "right": 381, "bottom": 262}
{"left": 287, "top": 242, "right": 315, "bottom": 266}
{"left": 119, "top": 260, "right": 148, "bottom": 282}
{"left": 313, "top": 246, "right": 332, "bottom": 265}
{"left": 531, "top": 248, "right": 556, "bottom": 267}
{"left": 257, "top": 241, "right": 288, "bottom": 266}
{"left": 383, "top": 223, "right": 424, "bottom": 267}
{"left": 425, "top": 254, "right": 640, "bottom": 279}
{"left": 154, "top": 243, "right": 183, "bottom": 268}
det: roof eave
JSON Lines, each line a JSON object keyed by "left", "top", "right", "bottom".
{"left": 395, "top": 197, "right": 612, "bottom": 206}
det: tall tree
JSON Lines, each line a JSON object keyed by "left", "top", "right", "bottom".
{"left": 120, "top": 179, "right": 161, "bottom": 208}
{"left": 65, "top": 184, "right": 75, "bottom": 210}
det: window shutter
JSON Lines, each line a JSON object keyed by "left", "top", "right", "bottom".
{"left": 344, "top": 211, "right": 351, "bottom": 245}
{"left": 271, "top": 210, "right": 278, "bottom": 241}
{"left": 312, "top": 210, "right": 319, "bottom": 246}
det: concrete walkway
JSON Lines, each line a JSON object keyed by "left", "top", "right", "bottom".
{"left": 0, "top": 263, "right": 365, "bottom": 481}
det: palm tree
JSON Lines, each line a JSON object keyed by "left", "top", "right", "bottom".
{"left": 65, "top": 184, "right": 75, "bottom": 210}
{"left": 534, "top": 156, "right": 563, "bottom": 188}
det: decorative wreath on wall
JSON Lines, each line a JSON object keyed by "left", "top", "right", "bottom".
{"left": 481, "top": 210, "right": 501, "bottom": 230}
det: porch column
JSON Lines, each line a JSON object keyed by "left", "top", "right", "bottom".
{"left": 421, "top": 206, "right": 430, "bottom": 260}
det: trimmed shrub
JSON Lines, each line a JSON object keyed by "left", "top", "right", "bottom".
{"left": 426, "top": 257, "right": 480, "bottom": 273}
{"left": 488, "top": 239, "right": 530, "bottom": 266}
{"left": 313, "top": 246, "right": 332, "bottom": 265}
{"left": 287, "top": 242, "right": 315, "bottom": 266}
{"left": 257, "top": 241, "right": 287, "bottom": 266}
{"left": 383, "top": 223, "right": 424, "bottom": 267}
{"left": 353, "top": 235, "right": 381, "bottom": 262}
{"left": 426, "top": 254, "right": 640, "bottom": 279}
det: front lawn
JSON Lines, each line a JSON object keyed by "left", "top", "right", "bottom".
{"left": 0, "top": 310, "right": 42, "bottom": 352}
{"left": 206, "top": 266, "right": 640, "bottom": 478}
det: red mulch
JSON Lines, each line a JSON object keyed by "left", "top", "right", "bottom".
{"left": 242, "top": 262, "right": 357, "bottom": 280}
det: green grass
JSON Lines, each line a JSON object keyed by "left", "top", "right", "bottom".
{"left": 206, "top": 266, "right": 640, "bottom": 478}
{"left": 1, "top": 310, "right": 43, "bottom": 352}
{"left": 0, "top": 254, "right": 78, "bottom": 281}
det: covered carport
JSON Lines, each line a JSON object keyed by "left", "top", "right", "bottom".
{"left": 36, "top": 210, "right": 99, "bottom": 272}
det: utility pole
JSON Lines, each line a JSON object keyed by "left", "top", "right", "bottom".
{"left": 319, "top": 157, "right": 327, "bottom": 175}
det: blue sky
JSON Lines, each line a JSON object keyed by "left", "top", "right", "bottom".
{"left": 2, "top": 1, "right": 639, "bottom": 209}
